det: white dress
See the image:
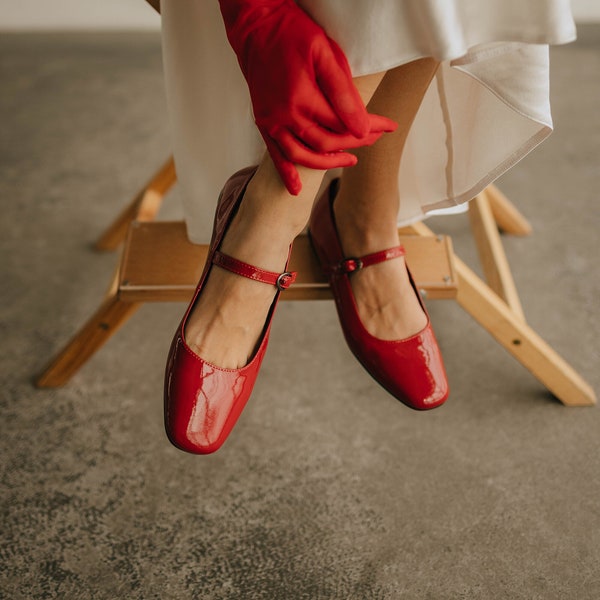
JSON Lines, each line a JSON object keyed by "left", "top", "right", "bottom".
{"left": 160, "top": 0, "right": 576, "bottom": 243}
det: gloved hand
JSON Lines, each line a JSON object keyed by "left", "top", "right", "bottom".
{"left": 219, "top": 0, "right": 397, "bottom": 195}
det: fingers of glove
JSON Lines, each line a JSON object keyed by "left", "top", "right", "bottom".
{"left": 315, "top": 38, "right": 370, "bottom": 139}
{"left": 298, "top": 124, "right": 384, "bottom": 153}
{"left": 253, "top": 79, "right": 348, "bottom": 137}
{"left": 347, "top": 130, "right": 386, "bottom": 148}
{"left": 275, "top": 128, "right": 358, "bottom": 170}
{"left": 367, "top": 113, "right": 398, "bottom": 134}
{"left": 290, "top": 82, "right": 397, "bottom": 140}
{"left": 284, "top": 91, "right": 348, "bottom": 135}
{"left": 263, "top": 136, "right": 303, "bottom": 196}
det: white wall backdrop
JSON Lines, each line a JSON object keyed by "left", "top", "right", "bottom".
{"left": 0, "top": 0, "right": 160, "bottom": 30}
{"left": 573, "top": 0, "right": 600, "bottom": 21}
{"left": 0, "top": 0, "right": 597, "bottom": 29}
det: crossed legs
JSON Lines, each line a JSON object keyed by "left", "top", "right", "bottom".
{"left": 184, "top": 57, "right": 439, "bottom": 369}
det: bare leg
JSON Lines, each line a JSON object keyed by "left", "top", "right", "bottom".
{"left": 183, "top": 158, "right": 325, "bottom": 369}
{"left": 334, "top": 58, "right": 439, "bottom": 340}
{"left": 185, "top": 57, "right": 437, "bottom": 368}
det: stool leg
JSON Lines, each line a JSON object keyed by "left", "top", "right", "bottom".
{"left": 94, "top": 156, "right": 176, "bottom": 251}
{"left": 485, "top": 184, "right": 533, "bottom": 236}
{"left": 455, "top": 257, "right": 596, "bottom": 406}
{"left": 469, "top": 191, "right": 526, "bottom": 320}
{"left": 35, "top": 274, "right": 141, "bottom": 387}
{"left": 408, "top": 220, "right": 596, "bottom": 406}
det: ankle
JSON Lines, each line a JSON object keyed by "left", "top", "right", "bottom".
{"left": 218, "top": 208, "right": 296, "bottom": 274}
{"left": 333, "top": 185, "right": 400, "bottom": 249}
{"left": 333, "top": 206, "right": 400, "bottom": 256}
{"left": 236, "top": 183, "right": 310, "bottom": 240}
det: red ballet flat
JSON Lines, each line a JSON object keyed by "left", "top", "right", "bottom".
{"left": 164, "top": 167, "right": 297, "bottom": 453}
{"left": 308, "top": 179, "right": 449, "bottom": 410}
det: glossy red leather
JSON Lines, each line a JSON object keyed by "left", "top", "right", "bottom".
{"left": 308, "top": 180, "right": 449, "bottom": 410}
{"left": 164, "top": 166, "right": 293, "bottom": 453}
{"left": 326, "top": 245, "right": 406, "bottom": 275}
{"left": 212, "top": 251, "right": 296, "bottom": 289}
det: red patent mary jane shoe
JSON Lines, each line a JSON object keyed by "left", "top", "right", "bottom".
{"left": 308, "top": 179, "right": 449, "bottom": 410}
{"left": 164, "top": 167, "right": 297, "bottom": 453}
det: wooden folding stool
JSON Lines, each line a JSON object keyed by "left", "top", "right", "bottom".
{"left": 35, "top": 155, "right": 596, "bottom": 407}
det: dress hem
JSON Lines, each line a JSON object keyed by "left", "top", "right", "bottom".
{"left": 406, "top": 124, "right": 552, "bottom": 226}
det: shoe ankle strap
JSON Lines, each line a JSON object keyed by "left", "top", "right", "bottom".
{"left": 213, "top": 250, "right": 297, "bottom": 291}
{"left": 328, "top": 245, "right": 406, "bottom": 275}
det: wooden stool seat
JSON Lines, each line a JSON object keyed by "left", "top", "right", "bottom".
{"left": 119, "top": 221, "right": 457, "bottom": 303}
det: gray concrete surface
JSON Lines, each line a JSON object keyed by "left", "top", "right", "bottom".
{"left": 1, "top": 30, "right": 599, "bottom": 599}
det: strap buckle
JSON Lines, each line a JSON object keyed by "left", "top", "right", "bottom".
{"left": 339, "top": 257, "right": 363, "bottom": 274}
{"left": 276, "top": 271, "right": 295, "bottom": 291}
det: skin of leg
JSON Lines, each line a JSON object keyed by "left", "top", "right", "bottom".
{"left": 334, "top": 58, "right": 439, "bottom": 340}
{"left": 183, "top": 158, "right": 326, "bottom": 369}
{"left": 184, "top": 58, "right": 436, "bottom": 368}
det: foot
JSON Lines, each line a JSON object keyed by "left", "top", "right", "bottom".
{"left": 333, "top": 205, "right": 427, "bottom": 341}
{"left": 184, "top": 210, "right": 293, "bottom": 370}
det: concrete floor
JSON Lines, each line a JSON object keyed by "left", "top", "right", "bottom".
{"left": 1, "top": 30, "right": 599, "bottom": 599}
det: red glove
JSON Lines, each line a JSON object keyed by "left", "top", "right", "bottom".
{"left": 219, "top": 0, "right": 397, "bottom": 195}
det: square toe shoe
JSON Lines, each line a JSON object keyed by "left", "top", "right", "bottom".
{"left": 308, "top": 179, "right": 449, "bottom": 410}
